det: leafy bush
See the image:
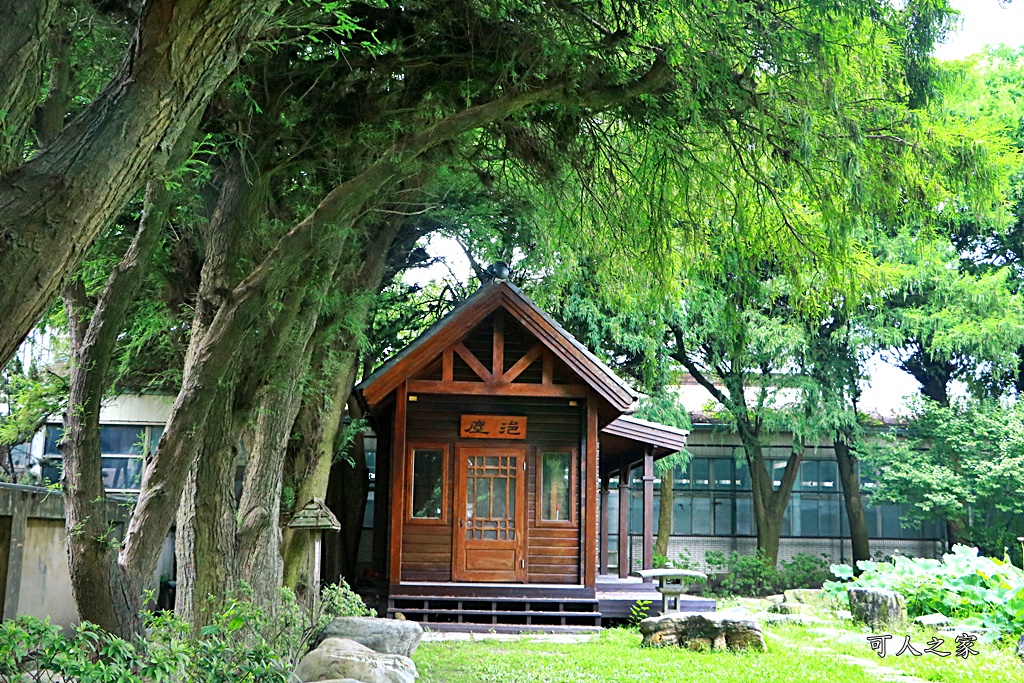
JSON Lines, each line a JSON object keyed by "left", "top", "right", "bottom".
{"left": 321, "top": 579, "right": 376, "bottom": 618}
{"left": 628, "top": 599, "right": 653, "bottom": 628}
{"left": 778, "top": 553, "right": 831, "bottom": 589}
{"left": 670, "top": 549, "right": 702, "bottom": 573}
{"left": 824, "top": 545, "right": 1024, "bottom": 635}
{"left": 705, "top": 550, "right": 781, "bottom": 596}
{"left": 0, "top": 611, "right": 288, "bottom": 683}
{"left": 0, "top": 582, "right": 375, "bottom": 683}
{"left": 705, "top": 551, "right": 831, "bottom": 595}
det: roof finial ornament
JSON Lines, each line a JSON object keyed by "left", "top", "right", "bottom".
{"left": 482, "top": 261, "right": 511, "bottom": 282}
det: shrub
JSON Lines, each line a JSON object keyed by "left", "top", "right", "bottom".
{"left": 321, "top": 579, "right": 376, "bottom": 618}
{"left": 705, "top": 550, "right": 781, "bottom": 596}
{"left": 628, "top": 599, "right": 653, "bottom": 628}
{"left": 0, "top": 583, "right": 372, "bottom": 683}
{"left": 824, "top": 545, "right": 1024, "bottom": 635}
{"left": 0, "top": 611, "right": 288, "bottom": 683}
{"left": 778, "top": 554, "right": 831, "bottom": 589}
{"left": 670, "top": 549, "right": 702, "bottom": 572}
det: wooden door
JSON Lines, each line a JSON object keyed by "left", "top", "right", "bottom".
{"left": 453, "top": 446, "right": 527, "bottom": 582}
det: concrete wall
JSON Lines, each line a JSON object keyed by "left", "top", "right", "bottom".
{"left": 0, "top": 483, "right": 171, "bottom": 629}
{"left": 18, "top": 518, "right": 78, "bottom": 626}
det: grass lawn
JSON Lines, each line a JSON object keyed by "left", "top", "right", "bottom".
{"left": 414, "top": 623, "right": 1024, "bottom": 683}
{"left": 776, "top": 622, "right": 1024, "bottom": 683}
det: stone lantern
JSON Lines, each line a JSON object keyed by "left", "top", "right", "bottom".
{"left": 288, "top": 498, "right": 341, "bottom": 608}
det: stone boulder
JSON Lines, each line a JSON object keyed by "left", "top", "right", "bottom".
{"left": 768, "top": 602, "right": 811, "bottom": 615}
{"left": 295, "top": 637, "right": 417, "bottom": 683}
{"left": 783, "top": 589, "right": 835, "bottom": 609}
{"left": 640, "top": 612, "right": 766, "bottom": 652}
{"left": 316, "top": 617, "right": 424, "bottom": 658}
{"left": 847, "top": 588, "right": 907, "bottom": 632}
{"left": 914, "top": 613, "right": 951, "bottom": 628}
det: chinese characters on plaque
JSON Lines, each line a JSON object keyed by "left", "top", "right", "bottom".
{"left": 460, "top": 414, "right": 528, "bottom": 439}
{"left": 867, "top": 633, "right": 979, "bottom": 659}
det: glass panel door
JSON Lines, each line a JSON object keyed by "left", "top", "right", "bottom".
{"left": 465, "top": 455, "right": 518, "bottom": 540}
{"left": 454, "top": 446, "right": 526, "bottom": 582}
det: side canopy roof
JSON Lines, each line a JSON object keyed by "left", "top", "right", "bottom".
{"left": 357, "top": 281, "right": 638, "bottom": 418}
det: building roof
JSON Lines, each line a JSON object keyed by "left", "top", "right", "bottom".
{"left": 357, "top": 281, "right": 639, "bottom": 413}
{"left": 599, "top": 415, "right": 689, "bottom": 473}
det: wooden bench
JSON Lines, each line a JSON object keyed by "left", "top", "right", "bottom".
{"left": 632, "top": 568, "right": 708, "bottom": 614}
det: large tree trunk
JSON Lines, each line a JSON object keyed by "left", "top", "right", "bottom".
{"left": 279, "top": 220, "right": 409, "bottom": 592}
{"left": 174, "top": 382, "right": 239, "bottom": 627}
{"left": 743, "top": 433, "right": 801, "bottom": 567}
{"left": 654, "top": 466, "right": 674, "bottom": 563}
{"left": 60, "top": 182, "right": 169, "bottom": 638}
{"left": 235, "top": 290, "right": 321, "bottom": 610}
{"left": 834, "top": 432, "right": 870, "bottom": 568}
{"left": 0, "top": 0, "right": 279, "bottom": 367}
{"left": 281, "top": 356, "right": 358, "bottom": 595}
{"left": 172, "top": 152, "right": 270, "bottom": 625}
{"left": 0, "top": 0, "right": 59, "bottom": 173}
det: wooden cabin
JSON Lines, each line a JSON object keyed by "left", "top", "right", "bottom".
{"left": 355, "top": 281, "right": 709, "bottom": 629}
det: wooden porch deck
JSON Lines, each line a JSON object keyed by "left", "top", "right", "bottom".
{"left": 385, "top": 577, "right": 715, "bottom": 632}
{"left": 595, "top": 574, "right": 716, "bottom": 620}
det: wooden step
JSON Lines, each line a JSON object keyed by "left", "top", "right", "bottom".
{"left": 417, "top": 622, "right": 603, "bottom": 635}
{"left": 392, "top": 607, "right": 600, "bottom": 618}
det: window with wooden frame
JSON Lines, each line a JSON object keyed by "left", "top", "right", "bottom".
{"left": 536, "top": 449, "right": 577, "bottom": 524}
{"left": 406, "top": 443, "right": 449, "bottom": 523}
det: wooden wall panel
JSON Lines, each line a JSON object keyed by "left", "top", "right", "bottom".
{"left": 401, "top": 525, "right": 453, "bottom": 582}
{"left": 399, "top": 394, "right": 584, "bottom": 584}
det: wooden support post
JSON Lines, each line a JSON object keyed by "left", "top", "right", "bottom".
{"left": 492, "top": 309, "right": 504, "bottom": 378}
{"left": 617, "top": 461, "right": 629, "bottom": 579}
{"left": 583, "top": 393, "right": 598, "bottom": 588}
{"left": 2, "top": 498, "right": 27, "bottom": 620}
{"left": 642, "top": 445, "right": 655, "bottom": 581}
{"left": 388, "top": 381, "right": 408, "bottom": 587}
{"left": 599, "top": 474, "right": 610, "bottom": 576}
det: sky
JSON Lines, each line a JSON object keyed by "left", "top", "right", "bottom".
{"left": 933, "top": 0, "right": 1024, "bottom": 61}
{"left": 407, "top": 1, "right": 1024, "bottom": 417}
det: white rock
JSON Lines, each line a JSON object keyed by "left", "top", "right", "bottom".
{"left": 295, "top": 637, "right": 418, "bottom": 683}
{"left": 317, "top": 617, "right": 424, "bottom": 658}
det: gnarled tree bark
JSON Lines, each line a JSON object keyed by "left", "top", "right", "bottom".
{"left": 0, "top": 0, "right": 59, "bottom": 173}
{"left": 60, "top": 181, "right": 170, "bottom": 638}
{"left": 0, "top": 0, "right": 279, "bottom": 367}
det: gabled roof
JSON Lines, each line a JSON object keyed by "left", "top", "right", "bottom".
{"left": 602, "top": 415, "right": 689, "bottom": 451}
{"left": 598, "top": 415, "right": 689, "bottom": 473}
{"left": 357, "top": 281, "right": 638, "bottom": 413}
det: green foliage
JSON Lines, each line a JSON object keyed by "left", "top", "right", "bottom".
{"left": 628, "top": 599, "right": 652, "bottom": 628}
{"left": 867, "top": 233, "right": 1024, "bottom": 399}
{"left": 0, "top": 608, "right": 286, "bottom": 683}
{"left": 862, "top": 397, "right": 1024, "bottom": 557}
{"left": 0, "top": 355, "right": 67, "bottom": 482}
{"left": 320, "top": 580, "right": 375, "bottom": 618}
{"left": 705, "top": 551, "right": 831, "bottom": 596}
{"left": 706, "top": 550, "right": 782, "bottom": 596}
{"left": 825, "top": 545, "right": 1024, "bottom": 636}
{"left": 669, "top": 549, "right": 702, "bottom": 573}
{"left": 0, "top": 582, "right": 378, "bottom": 683}
{"left": 778, "top": 554, "right": 833, "bottom": 590}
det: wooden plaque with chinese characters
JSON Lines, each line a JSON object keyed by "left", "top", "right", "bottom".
{"left": 460, "top": 415, "right": 527, "bottom": 440}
